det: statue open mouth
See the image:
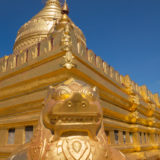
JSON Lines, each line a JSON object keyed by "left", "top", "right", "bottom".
{"left": 49, "top": 113, "right": 101, "bottom": 124}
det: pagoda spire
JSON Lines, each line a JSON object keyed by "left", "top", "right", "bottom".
{"left": 62, "top": 0, "right": 69, "bottom": 15}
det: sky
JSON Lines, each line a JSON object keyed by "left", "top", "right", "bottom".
{"left": 0, "top": 0, "right": 160, "bottom": 95}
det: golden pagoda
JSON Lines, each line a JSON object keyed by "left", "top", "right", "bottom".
{"left": 0, "top": 0, "right": 160, "bottom": 160}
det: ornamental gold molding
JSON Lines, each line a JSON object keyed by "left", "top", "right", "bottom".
{"left": 128, "top": 111, "right": 139, "bottom": 123}
{"left": 147, "top": 103, "right": 156, "bottom": 117}
{"left": 122, "top": 75, "right": 140, "bottom": 112}
{"left": 61, "top": 24, "right": 72, "bottom": 47}
{"left": 1, "top": 56, "right": 9, "bottom": 72}
{"left": 140, "top": 85, "right": 152, "bottom": 103}
{"left": 63, "top": 51, "right": 75, "bottom": 69}
{"left": 61, "top": 20, "right": 75, "bottom": 69}
{"left": 129, "top": 95, "right": 140, "bottom": 112}
{"left": 9, "top": 55, "right": 17, "bottom": 70}
{"left": 122, "top": 75, "right": 134, "bottom": 94}
{"left": 148, "top": 117, "right": 156, "bottom": 127}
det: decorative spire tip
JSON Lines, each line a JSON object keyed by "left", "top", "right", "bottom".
{"left": 62, "top": 0, "right": 69, "bottom": 15}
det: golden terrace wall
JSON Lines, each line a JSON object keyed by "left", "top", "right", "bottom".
{"left": 0, "top": 25, "right": 160, "bottom": 159}
{"left": 0, "top": 35, "right": 160, "bottom": 108}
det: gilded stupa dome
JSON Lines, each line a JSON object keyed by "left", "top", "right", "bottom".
{"left": 13, "top": 0, "right": 62, "bottom": 54}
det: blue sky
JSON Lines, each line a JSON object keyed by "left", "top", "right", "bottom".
{"left": 0, "top": 0, "right": 160, "bottom": 95}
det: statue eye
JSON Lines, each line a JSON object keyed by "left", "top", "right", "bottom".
{"left": 67, "top": 101, "right": 72, "bottom": 108}
{"left": 81, "top": 101, "right": 87, "bottom": 108}
{"left": 56, "top": 86, "right": 72, "bottom": 100}
{"left": 80, "top": 86, "right": 94, "bottom": 99}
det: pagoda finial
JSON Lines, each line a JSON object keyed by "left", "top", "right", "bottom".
{"left": 46, "top": 0, "right": 60, "bottom": 5}
{"left": 62, "top": 0, "right": 69, "bottom": 15}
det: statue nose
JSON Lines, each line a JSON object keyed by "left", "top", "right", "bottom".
{"left": 71, "top": 93, "right": 83, "bottom": 102}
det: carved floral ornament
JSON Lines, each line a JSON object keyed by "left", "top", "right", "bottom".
{"left": 60, "top": 21, "right": 76, "bottom": 70}
{"left": 128, "top": 111, "right": 139, "bottom": 123}
{"left": 148, "top": 117, "right": 156, "bottom": 126}
{"left": 146, "top": 103, "right": 156, "bottom": 117}
{"left": 63, "top": 50, "right": 75, "bottom": 70}
{"left": 129, "top": 95, "right": 140, "bottom": 112}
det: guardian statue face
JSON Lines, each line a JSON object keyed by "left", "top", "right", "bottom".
{"left": 42, "top": 78, "right": 102, "bottom": 139}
